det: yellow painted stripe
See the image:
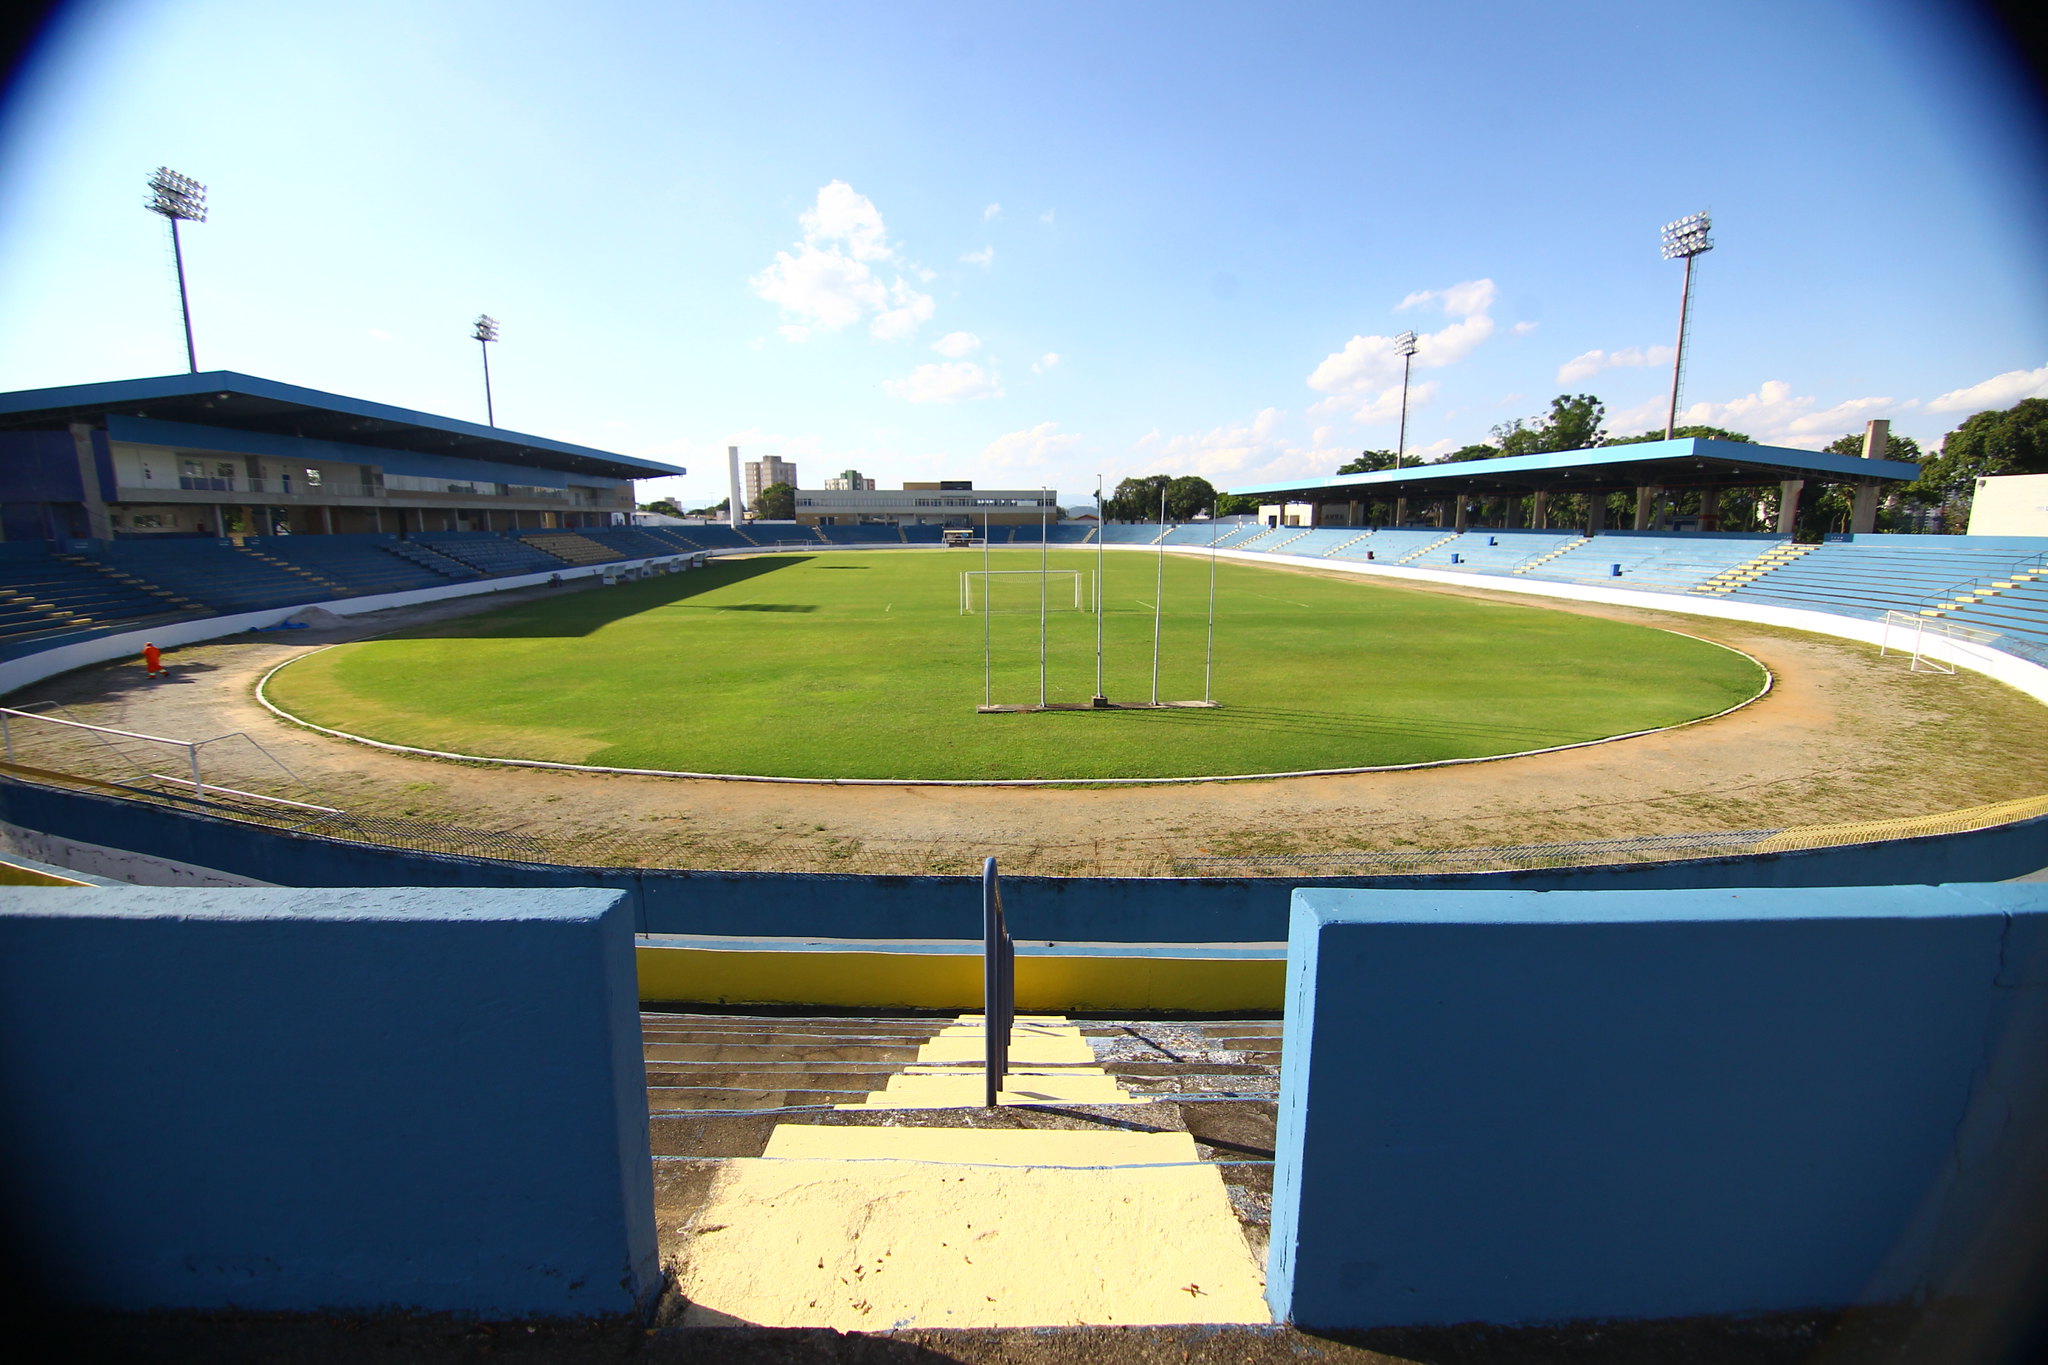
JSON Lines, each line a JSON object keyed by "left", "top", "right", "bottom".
{"left": 635, "top": 943, "right": 1284, "bottom": 1013}
{"left": 0, "top": 858, "right": 90, "bottom": 887}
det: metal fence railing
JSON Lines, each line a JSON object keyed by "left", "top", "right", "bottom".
{"left": 982, "top": 856, "right": 1014, "bottom": 1108}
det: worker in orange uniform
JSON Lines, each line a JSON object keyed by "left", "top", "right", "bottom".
{"left": 142, "top": 642, "right": 163, "bottom": 679}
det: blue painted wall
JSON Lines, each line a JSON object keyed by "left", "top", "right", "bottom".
{"left": 0, "top": 885, "right": 658, "bottom": 1317}
{"left": 1267, "top": 883, "right": 2048, "bottom": 1328}
{"left": 2, "top": 778, "right": 2043, "bottom": 946}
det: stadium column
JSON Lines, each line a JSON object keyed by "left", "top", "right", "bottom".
{"left": 1698, "top": 488, "right": 1720, "bottom": 532}
{"left": 1453, "top": 499, "right": 1468, "bottom": 532}
{"left": 1584, "top": 493, "right": 1606, "bottom": 534}
{"left": 1633, "top": 484, "right": 1661, "bottom": 531}
{"left": 1850, "top": 479, "right": 1880, "bottom": 535}
{"left": 1346, "top": 500, "right": 1361, "bottom": 527}
{"left": 66, "top": 424, "right": 113, "bottom": 540}
{"left": 1776, "top": 480, "right": 1804, "bottom": 535}
{"left": 1530, "top": 489, "right": 1549, "bottom": 530}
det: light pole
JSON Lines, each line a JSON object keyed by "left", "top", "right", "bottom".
{"left": 473, "top": 314, "right": 500, "bottom": 426}
{"left": 1394, "top": 330, "right": 1419, "bottom": 467}
{"left": 1659, "top": 211, "right": 1713, "bottom": 439}
{"left": 145, "top": 167, "right": 207, "bottom": 372}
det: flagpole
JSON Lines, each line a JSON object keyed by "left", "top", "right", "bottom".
{"left": 1205, "top": 502, "right": 1218, "bottom": 703}
{"left": 1151, "top": 486, "right": 1165, "bottom": 705}
{"left": 1038, "top": 488, "right": 1048, "bottom": 709}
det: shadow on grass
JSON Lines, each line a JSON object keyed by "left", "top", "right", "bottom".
{"left": 374, "top": 556, "right": 815, "bottom": 641}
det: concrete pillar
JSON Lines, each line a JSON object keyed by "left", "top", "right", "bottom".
{"left": 1861, "top": 419, "right": 1890, "bottom": 462}
{"left": 1395, "top": 497, "right": 1408, "bottom": 526}
{"left": 1850, "top": 479, "right": 1881, "bottom": 535}
{"left": 1503, "top": 496, "right": 1523, "bottom": 529}
{"left": 1776, "top": 480, "right": 1805, "bottom": 536}
{"left": 482, "top": 508, "right": 494, "bottom": 533}
{"left": 1586, "top": 494, "right": 1607, "bottom": 535}
{"left": 67, "top": 424, "right": 113, "bottom": 541}
{"left": 320, "top": 506, "right": 335, "bottom": 535}
{"left": 727, "top": 447, "right": 744, "bottom": 529}
{"left": 1454, "top": 499, "right": 1468, "bottom": 532}
{"left": 1698, "top": 488, "right": 1720, "bottom": 532}
{"left": 1633, "top": 485, "right": 1661, "bottom": 532}
{"left": 1531, "top": 490, "right": 1549, "bottom": 530}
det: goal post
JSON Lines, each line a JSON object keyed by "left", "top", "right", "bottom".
{"left": 960, "top": 569, "right": 1094, "bottom": 615}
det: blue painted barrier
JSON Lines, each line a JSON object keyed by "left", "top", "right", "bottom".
{"left": 0, "top": 885, "right": 657, "bottom": 1317}
{"left": 3, "top": 779, "right": 2044, "bottom": 946}
{"left": 1268, "top": 883, "right": 2048, "bottom": 1328}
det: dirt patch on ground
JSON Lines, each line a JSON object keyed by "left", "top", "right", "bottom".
{"left": 12, "top": 571, "right": 2048, "bottom": 876}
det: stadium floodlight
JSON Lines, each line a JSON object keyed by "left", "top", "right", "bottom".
{"left": 145, "top": 167, "right": 207, "bottom": 372}
{"left": 1659, "top": 210, "right": 1714, "bottom": 439}
{"left": 1394, "top": 330, "right": 1419, "bottom": 467}
{"left": 472, "top": 314, "right": 500, "bottom": 426}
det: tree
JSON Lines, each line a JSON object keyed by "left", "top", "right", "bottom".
{"left": 687, "top": 497, "right": 729, "bottom": 517}
{"left": 751, "top": 482, "right": 795, "bottom": 520}
{"left": 1434, "top": 443, "right": 1501, "bottom": 464}
{"left": 1910, "top": 399, "right": 2048, "bottom": 511}
{"left": 1488, "top": 394, "right": 1606, "bottom": 457}
{"left": 1105, "top": 474, "right": 1215, "bottom": 521}
{"left": 1215, "top": 492, "right": 1262, "bottom": 517}
{"left": 638, "top": 497, "right": 682, "bottom": 517}
{"left": 1165, "top": 475, "right": 1217, "bottom": 520}
{"left": 1337, "top": 450, "right": 1399, "bottom": 475}
{"left": 1604, "top": 425, "right": 1756, "bottom": 446}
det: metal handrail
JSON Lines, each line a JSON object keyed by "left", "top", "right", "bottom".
{"left": 1917, "top": 550, "right": 2048, "bottom": 612}
{"left": 982, "top": 856, "right": 1014, "bottom": 1107}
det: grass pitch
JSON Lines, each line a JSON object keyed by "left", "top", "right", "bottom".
{"left": 265, "top": 550, "right": 1766, "bottom": 781}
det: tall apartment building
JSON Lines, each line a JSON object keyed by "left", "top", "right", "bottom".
{"left": 744, "top": 455, "right": 798, "bottom": 510}
{"left": 822, "top": 469, "right": 877, "bottom": 491}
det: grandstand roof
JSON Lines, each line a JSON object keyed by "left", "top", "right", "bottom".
{"left": 0, "top": 371, "right": 685, "bottom": 481}
{"left": 1227, "top": 437, "right": 1921, "bottom": 501}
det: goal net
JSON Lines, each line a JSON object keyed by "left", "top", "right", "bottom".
{"left": 960, "top": 569, "right": 1093, "bottom": 615}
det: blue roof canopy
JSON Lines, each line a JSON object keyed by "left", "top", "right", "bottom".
{"left": 0, "top": 371, "right": 685, "bottom": 482}
{"left": 1228, "top": 438, "right": 1919, "bottom": 500}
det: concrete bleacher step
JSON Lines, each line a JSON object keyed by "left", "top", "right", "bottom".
{"left": 1263, "top": 529, "right": 1313, "bottom": 554}
{"left": 1694, "top": 542, "right": 1809, "bottom": 594}
{"left": 241, "top": 550, "right": 347, "bottom": 593}
{"left": 1511, "top": 538, "right": 1589, "bottom": 574}
{"left": 1323, "top": 532, "right": 1374, "bottom": 557}
{"left": 1396, "top": 531, "right": 1460, "bottom": 564}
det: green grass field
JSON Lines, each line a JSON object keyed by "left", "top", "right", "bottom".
{"left": 265, "top": 549, "right": 1767, "bottom": 780}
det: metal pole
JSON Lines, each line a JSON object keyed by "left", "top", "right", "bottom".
{"left": 479, "top": 338, "right": 496, "bottom": 427}
{"left": 982, "top": 510, "right": 992, "bottom": 709}
{"left": 1151, "top": 487, "right": 1165, "bottom": 705}
{"left": 1204, "top": 506, "right": 1218, "bottom": 703}
{"left": 1094, "top": 475, "right": 1106, "bottom": 705}
{"left": 1396, "top": 349, "right": 1412, "bottom": 466}
{"left": 1664, "top": 252, "right": 1695, "bottom": 440}
{"left": 169, "top": 217, "right": 198, "bottom": 373}
{"left": 1, "top": 711, "right": 11, "bottom": 762}
{"left": 1038, "top": 489, "right": 1049, "bottom": 708}
{"left": 188, "top": 741, "right": 204, "bottom": 803}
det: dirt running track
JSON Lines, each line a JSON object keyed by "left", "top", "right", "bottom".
{"left": 14, "top": 569, "right": 2048, "bottom": 876}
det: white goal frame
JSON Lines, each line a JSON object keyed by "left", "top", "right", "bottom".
{"left": 960, "top": 569, "right": 1095, "bottom": 615}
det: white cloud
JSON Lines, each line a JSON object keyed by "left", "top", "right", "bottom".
{"left": 777, "top": 324, "right": 811, "bottom": 343}
{"left": 1925, "top": 363, "right": 2048, "bottom": 413}
{"left": 1512, "top": 321, "right": 1539, "bottom": 336}
{"left": 982, "top": 203, "right": 1002, "bottom": 221}
{"left": 1039, "top": 209, "right": 1056, "bottom": 225}
{"left": 749, "top": 180, "right": 934, "bottom": 341}
{"left": 1031, "top": 352, "right": 1060, "bottom": 374}
{"left": 1129, "top": 407, "right": 1340, "bottom": 486}
{"left": 959, "top": 245, "right": 995, "bottom": 267}
{"left": 932, "top": 331, "right": 981, "bottom": 358}
{"left": 367, "top": 328, "right": 391, "bottom": 342}
{"left": 1398, "top": 279, "right": 1496, "bottom": 318}
{"left": 1657, "top": 380, "right": 1913, "bottom": 448}
{"left": 1557, "top": 345, "right": 1674, "bottom": 384}
{"left": 882, "top": 360, "right": 1003, "bottom": 404}
{"left": 1307, "top": 279, "right": 1497, "bottom": 424}
{"left": 983, "top": 421, "right": 1080, "bottom": 469}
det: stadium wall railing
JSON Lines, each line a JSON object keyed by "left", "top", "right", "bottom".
{"left": 1269, "top": 881, "right": 2048, "bottom": 1329}
{"left": 0, "top": 884, "right": 658, "bottom": 1317}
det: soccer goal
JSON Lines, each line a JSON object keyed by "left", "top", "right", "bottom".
{"left": 960, "top": 569, "right": 1095, "bottom": 615}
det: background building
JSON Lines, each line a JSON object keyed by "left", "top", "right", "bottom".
{"left": 823, "top": 469, "right": 877, "bottom": 491}
{"left": 794, "top": 481, "right": 1057, "bottom": 528}
{"left": 744, "top": 456, "right": 798, "bottom": 510}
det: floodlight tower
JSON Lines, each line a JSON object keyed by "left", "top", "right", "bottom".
{"left": 1393, "top": 330, "right": 1419, "bottom": 467}
{"left": 145, "top": 167, "right": 207, "bottom": 373}
{"left": 1659, "top": 211, "right": 1713, "bottom": 439}
{"left": 472, "top": 315, "right": 500, "bottom": 426}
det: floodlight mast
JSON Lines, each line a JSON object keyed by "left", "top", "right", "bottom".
{"left": 1394, "top": 330, "right": 1419, "bottom": 467}
{"left": 145, "top": 167, "right": 207, "bottom": 373}
{"left": 472, "top": 314, "right": 500, "bottom": 426}
{"left": 1659, "top": 211, "right": 1713, "bottom": 439}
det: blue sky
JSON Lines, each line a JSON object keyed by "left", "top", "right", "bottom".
{"left": 1, "top": 0, "right": 2043, "bottom": 510}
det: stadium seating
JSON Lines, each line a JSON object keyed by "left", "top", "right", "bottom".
{"left": 814, "top": 525, "right": 900, "bottom": 545}
{"left": 1515, "top": 533, "right": 1779, "bottom": 593}
{"left": 1323, "top": 528, "right": 1458, "bottom": 563}
{"left": 241, "top": 534, "right": 458, "bottom": 596}
{"left": 576, "top": 527, "right": 689, "bottom": 558}
{"left": 381, "top": 539, "right": 482, "bottom": 580}
{"left": 0, "top": 543, "right": 199, "bottom": 651}
{"left": 98, "top": 539, "right": 352, "bottom": 614}
{"left": 898, "top": 525, "right": 946, "bottom": 544}
{"left": 414, "top": 533, "right": 565, "bottom": 576}
{"left": 1097, "top": 524, "right": 1163, "bottom": 544}
{"left": 1403, "top": 530, "right": 1581, "bottom": 573}
{"left": 516, "top": 532, "right": 629, "bottom": 567}
{"left": 1719, "top": 541, "right": 2048, "bottom": 633}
